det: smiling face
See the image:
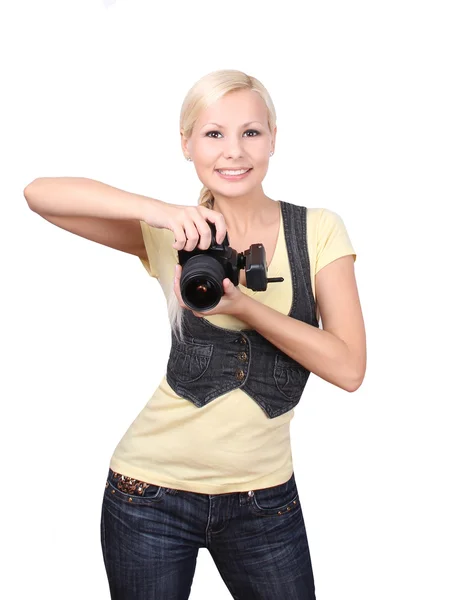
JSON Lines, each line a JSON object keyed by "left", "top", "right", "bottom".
{"left": 182, "top": 88, "right": 276, "bottom": 202}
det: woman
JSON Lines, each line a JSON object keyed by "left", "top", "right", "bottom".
{"left": 24, "top": 69, "right": 366, "bottom": 599}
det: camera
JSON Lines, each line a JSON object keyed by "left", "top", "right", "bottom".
{"left": 178, "top": 221, "right": 284, "bottom": 311}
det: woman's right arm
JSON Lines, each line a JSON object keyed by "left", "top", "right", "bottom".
{"left": 23, "top": 177, "right": 169, "bottom": 259}
{"left": 23, "top": 176, "right": 226, "bottom": 257}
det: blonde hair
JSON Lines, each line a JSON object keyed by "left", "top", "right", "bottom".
{"left": 167, "top": 69, "right": 277, "bottom": 340}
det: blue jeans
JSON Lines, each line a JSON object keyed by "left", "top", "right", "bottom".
{"left": 101, "top": 468, "right": 316, "bottom": 599}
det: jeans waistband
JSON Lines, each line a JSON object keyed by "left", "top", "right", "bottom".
{"left": 107, "top": 467, "right": 265, "bottom": 499}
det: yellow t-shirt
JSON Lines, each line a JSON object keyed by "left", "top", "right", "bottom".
{"left": 109, "top": 202, "right": 357, "bottom": 494}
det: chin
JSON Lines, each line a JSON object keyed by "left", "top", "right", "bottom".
{"left": 214, "top": 185, "right": 257, "bottom": 199}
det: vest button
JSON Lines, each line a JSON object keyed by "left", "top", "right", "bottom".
{"left": 235, "top": 369, "right": 245, "bottom": 381}
{"left": 239, "top": 337, "right": 247, "bottom": 345}
{"left": 238, "top": 352, "right": 248, "bottom": 361}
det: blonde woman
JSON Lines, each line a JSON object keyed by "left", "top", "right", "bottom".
{"left": 24, "top": 69, "right": 366, "bottom": 600}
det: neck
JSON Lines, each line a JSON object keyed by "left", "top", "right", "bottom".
{"left": 212, "top": 188, "right": 277, "bottom": 235}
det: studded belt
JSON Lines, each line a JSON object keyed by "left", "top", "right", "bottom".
{"left": 109, "top": 470, "right": 153, "bottom": 496}
{"left": 108, "top": 468, "right": 257, "bottom": 498}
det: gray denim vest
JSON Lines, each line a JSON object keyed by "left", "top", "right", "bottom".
{"left": 166, "top": 200, "right": 319, "bottom": 419}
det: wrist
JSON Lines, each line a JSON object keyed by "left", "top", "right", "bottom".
{"left": 231, "top": 291, "right": 254, "bottom": 321}
{"left": 141, "top": 197, "right": 171, "bottom": 229}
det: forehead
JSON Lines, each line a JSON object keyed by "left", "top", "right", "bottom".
{"left": 196, "top": 89, "right": 268, "bottom": 128}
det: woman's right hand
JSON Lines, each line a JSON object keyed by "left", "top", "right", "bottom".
{"left": 143, "top": 200, "right": 227, "bottom": 252}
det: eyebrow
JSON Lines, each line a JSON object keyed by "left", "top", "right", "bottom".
{"left": 201, "top": 121, "right": 263, "bottom": 129}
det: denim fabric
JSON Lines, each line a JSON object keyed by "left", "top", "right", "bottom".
{"left": 166, "top": 201, "right": 319, "bottom": 418}
{"left": 101, "top": 468, "right": 316, "bottom": 599}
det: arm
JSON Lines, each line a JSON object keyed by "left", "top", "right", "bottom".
{"left": 23, "top": 177, "right": 167, "bottom": 259}
{"left": 232, "top": 255, "right": 366, "bottom": 392}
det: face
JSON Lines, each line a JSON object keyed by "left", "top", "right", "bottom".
{"left": 182, "top": 89, "right": 276, "bottom": 201}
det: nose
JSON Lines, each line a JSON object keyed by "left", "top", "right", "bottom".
{"left": 222, "top": 135, "right": 245, "bottom": 160}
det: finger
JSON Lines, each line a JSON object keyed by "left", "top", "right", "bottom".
{"left": 181, "top": 219, "right": 200, "bottom": 251}
{"left": 179, "top": 207, "right": 212, "bottom": 250}
{"left": 174, "top": 265, "right": 185, "bottom": 306}
{"left": 171, "top": 225, "right": 187, "bottom": 251}
{"left": 192, "top": 214, "right": 213, "bottom": 250}
{"left": 174, "top": 279, "right": 185, "bottom": 308}
{"left": 171, "top": 220, "right": 200, "bottom": 252}
{"left": 223, "top": 278, "right": 236, "bottom": 294}
{"left": 197, "top": 206, "right": 227, "bottom": 245}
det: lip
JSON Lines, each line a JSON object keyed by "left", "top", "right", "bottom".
{"left": 215, "top": 168, "right": 253, "bottom": 181}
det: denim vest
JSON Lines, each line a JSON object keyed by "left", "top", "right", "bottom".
{"left": 166, "top": 200, "right": 319, "bottom": 419}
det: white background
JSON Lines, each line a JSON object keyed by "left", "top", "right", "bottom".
{"left": 1, "top": 0, "right": 456, "bottom": 598}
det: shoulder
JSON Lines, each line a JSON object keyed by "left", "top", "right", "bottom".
{"left": 281, "top": 203, "right": 348, "bottom": 243}
{"left": 302, "top": 207, "right": 351, "bottom": 238}
{"left": 285, "top": 205, "right": 344, "bottom": 235}
{"left": 282, "top": 204, "right": 338, "bottom": 226}
{"left": 313, "top": 207, "right": 356, "bottom": 272}
{"left": 307, "top": 207, "right": 346, "bottom": 228}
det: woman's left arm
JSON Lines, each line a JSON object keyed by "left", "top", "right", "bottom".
{"left": 234, "top": 255, "right": 366, "bottom": 392}
{"left": 174, "top": 255, "right": 366, "bottom": 392}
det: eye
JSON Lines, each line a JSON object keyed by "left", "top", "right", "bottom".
{"left": 243, "top": 129, "right": 260, "bottom": 137}
{"left": 205, "top": 131, "right": 222, "bottom": 138}
{"left": 204, "top": 129, "right": 261, "bottom": 138}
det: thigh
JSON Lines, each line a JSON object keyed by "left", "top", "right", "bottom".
{"left": 209, "top": 474, "right": 316, "bottom": 600}
{"left": 100, "top": 469, "right": 200, "bottom": 600}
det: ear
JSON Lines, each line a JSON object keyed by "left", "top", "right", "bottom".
{"left": 180, "top": 130, "right": 190, "bottom": 157}
{"left": 271, "top": 125, "right": 277, "bottom": 154}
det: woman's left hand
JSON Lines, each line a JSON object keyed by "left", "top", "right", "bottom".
{"left": 174, "top": 264, "right": 246, "bottom": 318}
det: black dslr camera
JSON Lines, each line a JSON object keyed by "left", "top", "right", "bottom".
{"left": 178, "top": 221, "right": 284, "bottom": 311}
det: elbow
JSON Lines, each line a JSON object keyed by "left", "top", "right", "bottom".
{"left": 24, "top": 179, "right": 37, "bottom": 205}
{"left": 344, "top": 351, "right": 366, "bottom": 393}
{"left": 24, "top": 178, "right": 39, "bottom": 194}
{"left": 345, "top": 369, "right": 365, "bottom": 393}
{"left": 346, "top": 380, "right": 362, "bottom": 393}
{"left": 23, "top": 178, "right": 44, "bottom": 211}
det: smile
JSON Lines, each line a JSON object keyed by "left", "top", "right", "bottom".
{"left": 215, "top": 168, "right": 252, "bottom": 180}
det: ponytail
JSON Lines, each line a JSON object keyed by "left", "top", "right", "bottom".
{"left": 198, "top": 185, "right": 214, "bottom": 209}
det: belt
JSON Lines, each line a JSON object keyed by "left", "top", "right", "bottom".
{"left": 109, "top": 470, "right": 153, "bottom": 496}
{"left": 108, "top": 469, "right": 255, "bottom": 498}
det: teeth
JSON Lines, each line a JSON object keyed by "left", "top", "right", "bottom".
{"left": 218, "top": 169, "right": 250, "bottom": 175}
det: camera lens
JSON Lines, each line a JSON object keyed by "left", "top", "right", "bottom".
{"left": 180, "top": 255, "right": 225, "bottom": 311}
{"left": 185, "top": 278, "right": 219, "bottom": 310}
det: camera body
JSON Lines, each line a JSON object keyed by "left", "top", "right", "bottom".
{"left": 178, "top": 221, "right": 278, "bottom": 311}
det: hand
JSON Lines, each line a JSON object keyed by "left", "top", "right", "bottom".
{"left": 143, "top": 201, "right": 227, "bottom": 251}
{"left": 174, "top": 264, "right": 247, "bottom": 318}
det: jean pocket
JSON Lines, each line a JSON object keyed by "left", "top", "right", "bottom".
{"left": 273, "top": 352, "right": 310, "bottom": 401}
{"left": 104, "top": 470, "right": 165, "bottom": 506}
{"left": 167, "top": 338, "right": 213, "bottom": 383}
{"left": 249, "top": 474, "right": 300, "bottom": 517}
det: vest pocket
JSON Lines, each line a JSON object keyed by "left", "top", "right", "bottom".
{"left": 273, "top": 353, "right": 309, "bottom": 400}
{"left": 167, "top": 339, "right": 214, "bottom": 383}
